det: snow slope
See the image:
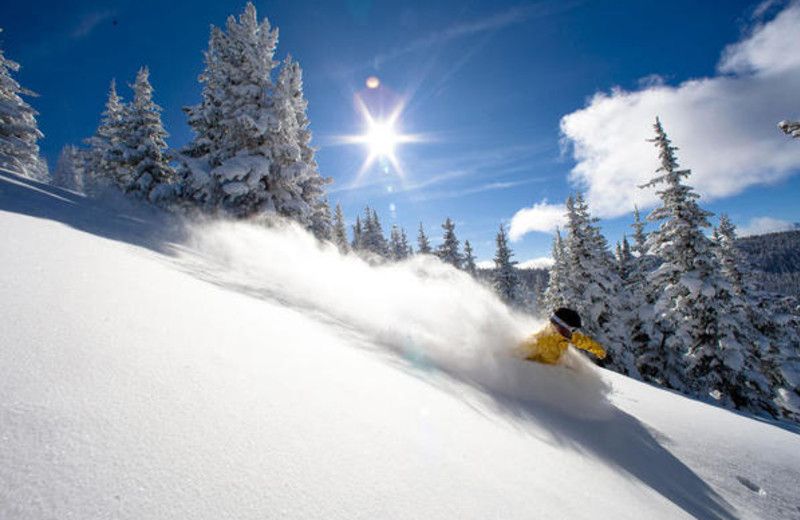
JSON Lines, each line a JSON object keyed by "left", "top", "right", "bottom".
{"left": 1, "top": 171, "right": 798, "bottom": 520}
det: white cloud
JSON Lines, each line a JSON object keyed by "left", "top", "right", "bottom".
{"left": 738, "top": 216, "right": 798, "bottom": 236}
{"left": 509, "top": 201, "right": 565, "bottom": 241}
{"left": 556, "top": 2, "right": 800, "bottom": 223}
{"left": 518, "top": 257, "right": 554, "bottom": 270}
{"left": 476, "top": 260, "right": 495, "bottom": 270}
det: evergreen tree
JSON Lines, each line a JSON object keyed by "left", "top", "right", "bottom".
{"left": 0, "top": 34, "right": 44, "bottom": 178}
{"left": 463, "top": 240, "right": 477, "bottom": 276}
{"left": 417, "top": 222, "right": 432, "bottom": 254}
{"left": 310, "top": 196, "right": 333, "bottom": 241}
{"left": 560, "top": 194, "right": 637, "bottom": 375}
{"left": 179, "top": 4, "right": 329, "bottom": 224}
{"left": 333, "top": 202, "right": 350, "bottom": 253}
{"left": 711, "top": 215, "right": 781, "bottom": 417}
{"left": 630, "top": 207, "right": 648, "bottom": 256}
{"left": 390, "top": 225, "right": 411, "bottom": 261}
{"left": 273, "top": 55, "right": 331, "bottom": 226}
{"left": 85, "top": 79, "right": 126, "bottom": 188}
{"left": 180, "top": 3, "right": 281, "bottom": 215}
{"left": 357, "top": 206, "right": 389, "bottom": 258}
{"left": 352, "top": 216, "right": 364, "bottom": 252}
{"left": 401, "top": 229, "right": 413, "bottom": 257}
{"left": 436, "top": 218, "right": 462, "bottom": 268}
{"left": 640, "top": 117, "right": 743, "bottom": 396}
{"left": 117, "top": 67, "right": 175, "bottom": 202}
{"left": 493, "top": 225, "right": 521, "bottom": 305}
{"left": 543, "top": 229, "right": 567, "bottom": 312}
{"left": 52, "top": 145, "right": 85, "bottom": 192}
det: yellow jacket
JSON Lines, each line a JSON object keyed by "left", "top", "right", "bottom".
{"left": 515, "top": 322, "right": 606, "bottom": 365}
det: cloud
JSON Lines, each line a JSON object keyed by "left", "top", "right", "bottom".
{"left": 555, "top": 1, "right": 800, "bottom": 223}
{"left": 411, "top": 178, "right": 546, "bottom": 202}
{"left": 509, "top": 200, "right": 565, "bottom": 241}
{"left": 72, "top": 10, "right": 115, "bottom": 39}
{"left": 737, "top": 216, "right": 799, "bottom": 236}
{"left": 374, "top": 3, "right": 579, "bottom": 67}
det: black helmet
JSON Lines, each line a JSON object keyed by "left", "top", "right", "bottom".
{"left": 550, "top": 307, "right": 581, "bottom": 339}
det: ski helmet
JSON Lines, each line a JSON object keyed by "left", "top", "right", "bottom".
{"left": 550, "top": 308, "right": 581, "bottom": 339}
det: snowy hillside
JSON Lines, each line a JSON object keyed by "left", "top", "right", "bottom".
{"left": 1, "top": 171, "right": 799, "bottom": 520}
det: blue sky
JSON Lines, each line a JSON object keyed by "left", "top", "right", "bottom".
{"left": 2, "top": 0, "right": 799, "bottom": 265}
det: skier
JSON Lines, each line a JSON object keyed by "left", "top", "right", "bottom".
{"left": 514, "top": 308, "right": 606, "bottom": 365}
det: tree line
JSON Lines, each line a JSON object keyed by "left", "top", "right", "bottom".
{"left": 544, "top": 118, "right": 799, "bottom": 423}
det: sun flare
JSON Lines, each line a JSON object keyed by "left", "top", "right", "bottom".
{"left": 365, "top": 122, "right": 399, "bottom": 158}
{"left": 333, "top": 91, "right": 427, "bottom": 185}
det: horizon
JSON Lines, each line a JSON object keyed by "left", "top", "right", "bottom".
{"left": 2, "top": 0, "right": 799, "bottom": 263}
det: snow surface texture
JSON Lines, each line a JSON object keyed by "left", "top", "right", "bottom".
{"left": 1, "top": 171, "right": 799, "bottom": 520}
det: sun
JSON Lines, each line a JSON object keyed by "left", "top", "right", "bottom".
{"left": 332, "top": 88, "right": 426, "bottom": 185}
{"left": 364, "top": 121, "right": 399, "bottom": 158}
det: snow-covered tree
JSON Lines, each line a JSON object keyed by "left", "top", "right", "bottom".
{"left": 389, "top": 225, "right": 411, "bottom": 261}
{"left": 332, "top": 202, "right": 349, "bottom": 253}
{"left": 179, "top": 4, "right": 329, "bottom": 224}
{"left": 85, "top": 79, "right": 127, "bottom": 188}
{"left": 116, "top": 67, "right": 175, "bottom": 202}
{"left": 273, "top": 55, "right": 331, "bottom": 226}
{"left": 0, "top": 34, "right": 44, "bottom": 178}
{"left": 180, "top": 3, "right": 280, "bottom": 214}
{"left": 352, "top": 216, "right": 364, "bottom": 252}
{"left": 436, "top": 218, "right": 462, "bottom": 268}
{"left": 493, "top": 225, "right": 521, "bottom": 306}
{"left": 356, "top": 206, "right": 388, "bottom": 258}
{"left": 51, "top": 145, "right": 85, "bottom": 192}
{"left": 543, "top": 229, "right": 567, "bottom": 312}
{"left": 711, "top": 215, "right": 782, "bottom": 417}
{"left": 310, "top": 196, "right": 333, "bottom": 241}
{"left": 463, "top": 240, "right": 477, "bottom": 276}
{"left": 558, "top": 194, "right": 636, "bottom": 374}
{"left": 417, "top": 222, "right": 432, "bottom": 254}
{"left": 640, "top": 117, "right": 742, "bottom": 395}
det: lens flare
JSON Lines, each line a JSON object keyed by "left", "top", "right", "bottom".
{"left": 366, "top": 76, "right": 380, "bottom": 89}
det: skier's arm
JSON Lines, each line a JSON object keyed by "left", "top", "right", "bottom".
{"left": 571, "top": 333, "right": 606, "bottom": 359}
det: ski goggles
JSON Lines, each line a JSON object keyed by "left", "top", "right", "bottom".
{"left": 550, "top": 313, "right": 578, "bottom": 340}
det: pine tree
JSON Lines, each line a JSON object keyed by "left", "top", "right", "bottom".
{"left": 401, "top": 228, "right": 413, "bottom": 257}
{"left": 543, "top": 229, "right": 567, "bottom": 312}
{"left": 52, "top": 145, "right": 85, "bottom": 192}
{"left": 640, "top": 117, "right": 742, "bottom": 395}
{"left": 436, "top": 218, "right": 462, "bottom": 268}
{"left": 0, "top": 33, "right": 44, "bottom": 178}
{"left": 310, "top": 196, "right": 333, "bottom": 241}
{"left": 559, "top": 194, "right": 636, "bottom": 374}
{"left": 356, "top": 206, "right": 388, "bottom": 258}
{"left": 85, "top": 79, "right": 127, "bottom": 189}
{"left": 390, "top": 225, "right": 411, "bottom": 261}
{"left": 333, "top": 202, "right": 350, "bottom": 253}
{"left": 180, "top": 3, "right": 280, "bottom": 215}
{"left": 463, "top": 240, "right": 477, "bottom": 276}
{"left": 273, "top": 55, "right": 331, "bottom": 226}
{"left": 417, "top": 222, "right": 432, "bottom": 254}
{"left": 117, "top": 67, "right": 175, "bottom": 202}
{"left": 179, "top": 4, "right": 329, "bottom": 224}
{"left": 711, "top": 215, "right": 780, "bottom": 417}
{"left": 352, "top": 216, "right": 364, "bottom": 252}
{"left": 493, "top": 225, "right": 521, "bottom": 305}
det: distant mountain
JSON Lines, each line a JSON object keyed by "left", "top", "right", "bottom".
{"left": 737, "top": 229, "right": 800, "bottom": 297}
